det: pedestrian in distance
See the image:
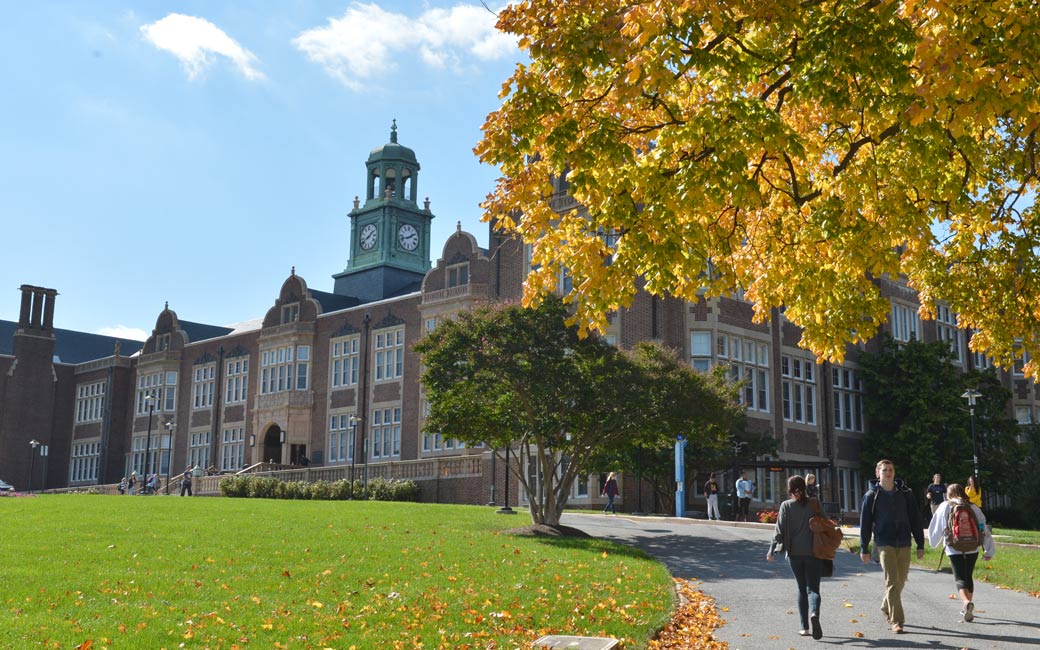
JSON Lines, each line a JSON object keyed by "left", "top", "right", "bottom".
{"left": 767, "top": 475, "right": 825, "bottom": 640}
{"left": 805, "top": 473, "right": 820, "bottom": 500}
{"left": 965, "top": 475, "right": 983, "bottom": 508}
{"left": 735, "top": 471, "right": 755, "bottom": 522}
{"left": 118, "top": 476, "right": 127, "bottom": 495}
{"left": 926, "top": 473, "right": 947, "bottom": 516}
{"left": 128, "top": 471, "right": 137, "bottom": 495}
{"left": 927, "top": 483, "right": 995, "bottom": 623}
{"left": 859, "top": 459, "right": 925, "bottom": 634}
{"left": 704, "top": 473, "right": 721, "bottom": 520}
{"left": 601, "top": 471, "right": 619, "bottom": 515}
{"left": 180, "top": 466, "right": 193, "bottom": 497}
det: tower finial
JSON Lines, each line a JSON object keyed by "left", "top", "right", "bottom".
{"left": 164, "top": 301, "right": 169, "bottom": 310}
{"left": 390, "top": 119, "right": 398, "bottom": 144}
{"left": 291, "top": 265, "right": 296, "bottom": 276}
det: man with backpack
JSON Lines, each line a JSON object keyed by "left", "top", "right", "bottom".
{"left": 859, "top": 459, "right": 925, "bottom": 634}
{"left": 927, "top": 483, "right": 995, "bottom": 623}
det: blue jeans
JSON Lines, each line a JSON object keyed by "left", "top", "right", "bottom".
{"left": 603, "top": 494, "right": 616, "bottom": 513}
{"left": 788, "top": 554, "right": 822, "bottom": 630}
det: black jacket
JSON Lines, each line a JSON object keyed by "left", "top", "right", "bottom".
{"left": 859, "top": 478, "right": 924, "bottom": 551}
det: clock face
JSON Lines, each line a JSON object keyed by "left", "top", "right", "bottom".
{"left": 359, "top": 223, "right": 378, "bottom": 251}
{"left": 398, "top": 223, "right": 419, "bottom": 251}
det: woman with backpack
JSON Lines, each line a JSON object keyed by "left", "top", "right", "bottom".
{"left": 927, "top": 483, "right": 995, "bottom": 623}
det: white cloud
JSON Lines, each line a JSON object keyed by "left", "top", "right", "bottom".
{"left": 97, "top": 325, "right": 148, "bottom": 341}
{"left": 140, "top": 13, "right": 265, "bottom": 81}
{"left": 293, "top": 2, "right": 516, "bottom": 90}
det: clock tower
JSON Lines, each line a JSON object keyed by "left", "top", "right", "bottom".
{"left": 333, "top": 121, "right": 434, "bottom": 301}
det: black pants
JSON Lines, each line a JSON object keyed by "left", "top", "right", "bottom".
{"left": 180, "top": 483, "right": 192, "bottom": 497}
{"left": 949, "top": 551, "right": 979, "bottom": 593}
{"left": 738, "top": 497, "right": 751, "bottom": 518}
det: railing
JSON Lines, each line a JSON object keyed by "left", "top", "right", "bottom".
{"left": 421, "top": 283, "right": 489, "bottom": 306}
{"left": 49, "top": 455, "right": 486, "bottom": 496}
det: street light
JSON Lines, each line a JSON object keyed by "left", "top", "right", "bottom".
{"left": 961, "top": 388, "right": 982, "bottom": 481}
{"left": 348, "top": 414, "right": 361, "bottom": 498}
{"left": 28, "top": 439, "right": 40, "bottom": 494}
{"left": 143, "top": 394, "right": 156, "bottom": 482}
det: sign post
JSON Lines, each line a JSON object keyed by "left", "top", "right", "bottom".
{"left": 675, "top": 436, "right": 687, "bottom": 517}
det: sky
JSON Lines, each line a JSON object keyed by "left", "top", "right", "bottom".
{"left": 0, "top": 1, "right": 522, "bottom": 341}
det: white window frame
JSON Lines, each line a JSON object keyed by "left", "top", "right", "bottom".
{"left": 374, "top": 328, "right": 404, "bottom": 382}
{"left": 328, "top": 414, "right": 355, "bottom": 464}
{"left": 69, "top": 440, "right": 100, "bottom": 483}
{"left": 221, "top": 427, "right": 245, "bottom": 471}
{"left": 371, "top": 406, "right": 402, "bottom": 459}
{"left": 832, "top": 365, "right": 864, "bottom": 432}
{"left": 936, "top": 305, "right": 963, "bottom": 364}
{"left": 781, "top": 355, "right": 817, "bottom": 425}
{"left": 889, "top": 300, "right": 919, "bottom": 342}
{"left": 192, "top": 363, "right": 215, "bottom": 410}
{"left": 225, "top": 357, "right": 249, "bottom": 404}
{"left": 260, "top": 345, "right": 309, "bottom": 394}
{"left": 331, "top": 336, "right": 360, "bottom": 388}
{"left": 75, "top": 381, "right": 106, "bottom": 424}
{"left": 189, "top": 430, "right": 211, "bottom": 470}
{"left": 690, "top": 331, "right": 711, "bottom": 372}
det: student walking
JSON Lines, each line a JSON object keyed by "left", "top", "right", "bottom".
{"left": 928, "top": 483, "right": 995, "bottom": 623}
{"left": 767, "top": 475, "right": 824, "bottom": 640}
{"left": 965, "top": 476, "right": 983, "bottom": 508}
{"left": 601, "top": 472, "right": 619, "bottom": 515}
{"left": 180, "top": 466, "right": 193, "bottom": 497}
{"left": 926, "top": 473, "right": 947, "bottom": 516}
{"left": 859, "top": 459, "right": 925, "bottom": 634}
{"left": 805, "top": 473, "right": 820, "bottom": 500}
{"left": 703, "top": 473, "right": 721, "bottom": 520}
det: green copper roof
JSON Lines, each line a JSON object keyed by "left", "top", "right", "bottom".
{"left": 367, "top": 119, "right": 418, "bottom": 165}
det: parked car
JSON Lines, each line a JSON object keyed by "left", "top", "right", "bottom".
{"left": 0, "top": 479, "right": 15, "bottom": 492}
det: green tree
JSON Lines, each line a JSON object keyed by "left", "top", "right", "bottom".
{"left": 415, "top": 297, "right": 742, "bottom": 526}
{"left": 858, "top": 338, "right": 1023, "bottom": 499}
{"left": 476, "top": 1, "right": 1040, "bottom": 378}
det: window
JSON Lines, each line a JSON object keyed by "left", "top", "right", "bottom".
{"left": 889, "top": 301, "right": 919, "bottom": 342}
{"left": 690, "top": 331, "right": 711, "bottom": 372}
{"left": 192, "top": 364, "right": 215, "bottom": 410}
{"left": 936, "top": 305, "right": 963, "bottom": 364}
{"left": 1015, "top": 406, "right": 1034, "bottom": 425}
{"left": 727, "top": 336, "right": 770, "bottom": 413}
{"left": 371, "top": 407, "right": 401, "bottom": 459}
{"left": 128, "top": 434, "right": 161, "bottom": 477}
{"left": 832, "top": 366, "right": 864, "bottom": 432}
{"left": 425, "top": 318, "right": 437, "bottom": 332}
{"left": 225, "top": 357, "right": 249, "bottom": 403}
{"left": 75, "top": 381, "right": 105, "bottom": 424}
{"left": 1013, "top": 346, "right": 1030, "bottom": 376}
{"left": 328, "top": 414, "right": 355, "bottom": 463}
{"left": 282, "top": 303, "right": 299, "bottom": 324}
{"left": 781, "top": 356, "right": 817, "bottom": 424}
{"left": 331, "top": 336, "right": 360, "bottom": 388}
{"left": 221, "top": 427, "right": 245, "bottom": 471}
{"left": 260, "top": 345, "right": 309, "bottom": 394}
{"left": 136, "top": 371, "right": 177, "bottom": 414}
{"left": 69, "top": 441, "right": 100, "bottom": 483}
{"left": 838, "top": 467, "right": 864, "bottom": 513}
{"left": 189, "top": 430, "right": 211, "bottom": 470}
{"left": 447, "top": 263, "right": 469, "bottom": 288}
{"left": 374, "top": 328, "right": 404, "bottom": 381}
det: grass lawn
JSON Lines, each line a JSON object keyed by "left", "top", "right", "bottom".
{"left": 848, "top": 528, "right": 1039, "bottom": 596}
{"left": 0, "top": 495, "right": 675, "bottom": 649}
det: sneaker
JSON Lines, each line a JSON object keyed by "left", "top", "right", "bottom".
{"left": 811, "top": 615, "right": 823, "bottom": 640}
{"left": 798, "top": 629, "right": 810, "bottom": 636}
{"left": 964, "top": 602, "right": 974, "bottom": 622}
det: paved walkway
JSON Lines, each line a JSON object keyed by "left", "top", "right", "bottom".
{"left": 562, "top": 513, "right": 1039, "bottom": 650}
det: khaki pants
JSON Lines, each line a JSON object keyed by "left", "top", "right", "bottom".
{"left": 878, "top": 546, "right": 911, "bottom": 624}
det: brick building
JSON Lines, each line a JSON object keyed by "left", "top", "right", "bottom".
{"left": 2, "top": 126, "right": 1036, "bottom": 514}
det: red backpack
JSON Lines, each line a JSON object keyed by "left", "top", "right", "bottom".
{"left": 944, "top": 499, "right": 981, "bottom": 552}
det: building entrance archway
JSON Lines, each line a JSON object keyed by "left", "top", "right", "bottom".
{"left": 262, "top": 425, "right": 284, "bottom": 464}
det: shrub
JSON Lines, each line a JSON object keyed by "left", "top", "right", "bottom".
{"left": 366, "top": 477, "right": 420, "bottom": 502}
{"left": 329, "top": 479, "right": 353, "bottom": 500}
{"left": 757, "top": 509, "right": 779, "bottom": 524}
{"left": 309, "top": 480, "right": 332, "bottom": 500}
{"left": 219, "top": 475, "right": 419, "bottom": 502}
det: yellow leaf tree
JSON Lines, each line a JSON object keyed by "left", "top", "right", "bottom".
{"left": 476, "top": 0, "right": 1040, "bottom": 378}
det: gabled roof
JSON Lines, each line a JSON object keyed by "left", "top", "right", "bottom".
{"left": 0, "top": 320, "right": 145, "bottom": 364}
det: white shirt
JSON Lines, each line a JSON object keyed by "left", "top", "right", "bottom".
{"left": 736, "top": 478, "right": 754, "bottom": 499}
{"left": 927, "top": 499, "right": 996, "bottom": 557}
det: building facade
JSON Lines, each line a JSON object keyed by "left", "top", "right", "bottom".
{"left": 2, "top": 126, "right": 1036, "bottom": 515}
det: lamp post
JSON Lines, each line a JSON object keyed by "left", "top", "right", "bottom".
{"left": 143, "top": 394, "right": 156, "bottom": 481}
{"left": 164, "top": 420, "right": 174, "bottom": 494}
{"left": 28, "top": 439, "right": 40, "bottom": 494}
{"left": 349, "top": 414, "right": 361, "bottom": 498}
{"left": 279, "top": 429, "right": 286, "bottom": 465}
{"left": 961, "top": 388, "right": 982, "bottom": 481}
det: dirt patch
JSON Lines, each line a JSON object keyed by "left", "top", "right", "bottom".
{"left": 501, "top": 524, "right": 592, "bottom": 538}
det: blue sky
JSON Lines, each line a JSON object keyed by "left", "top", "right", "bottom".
{"left": 1, "top": 2, "right": 521, "bottom": 340}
